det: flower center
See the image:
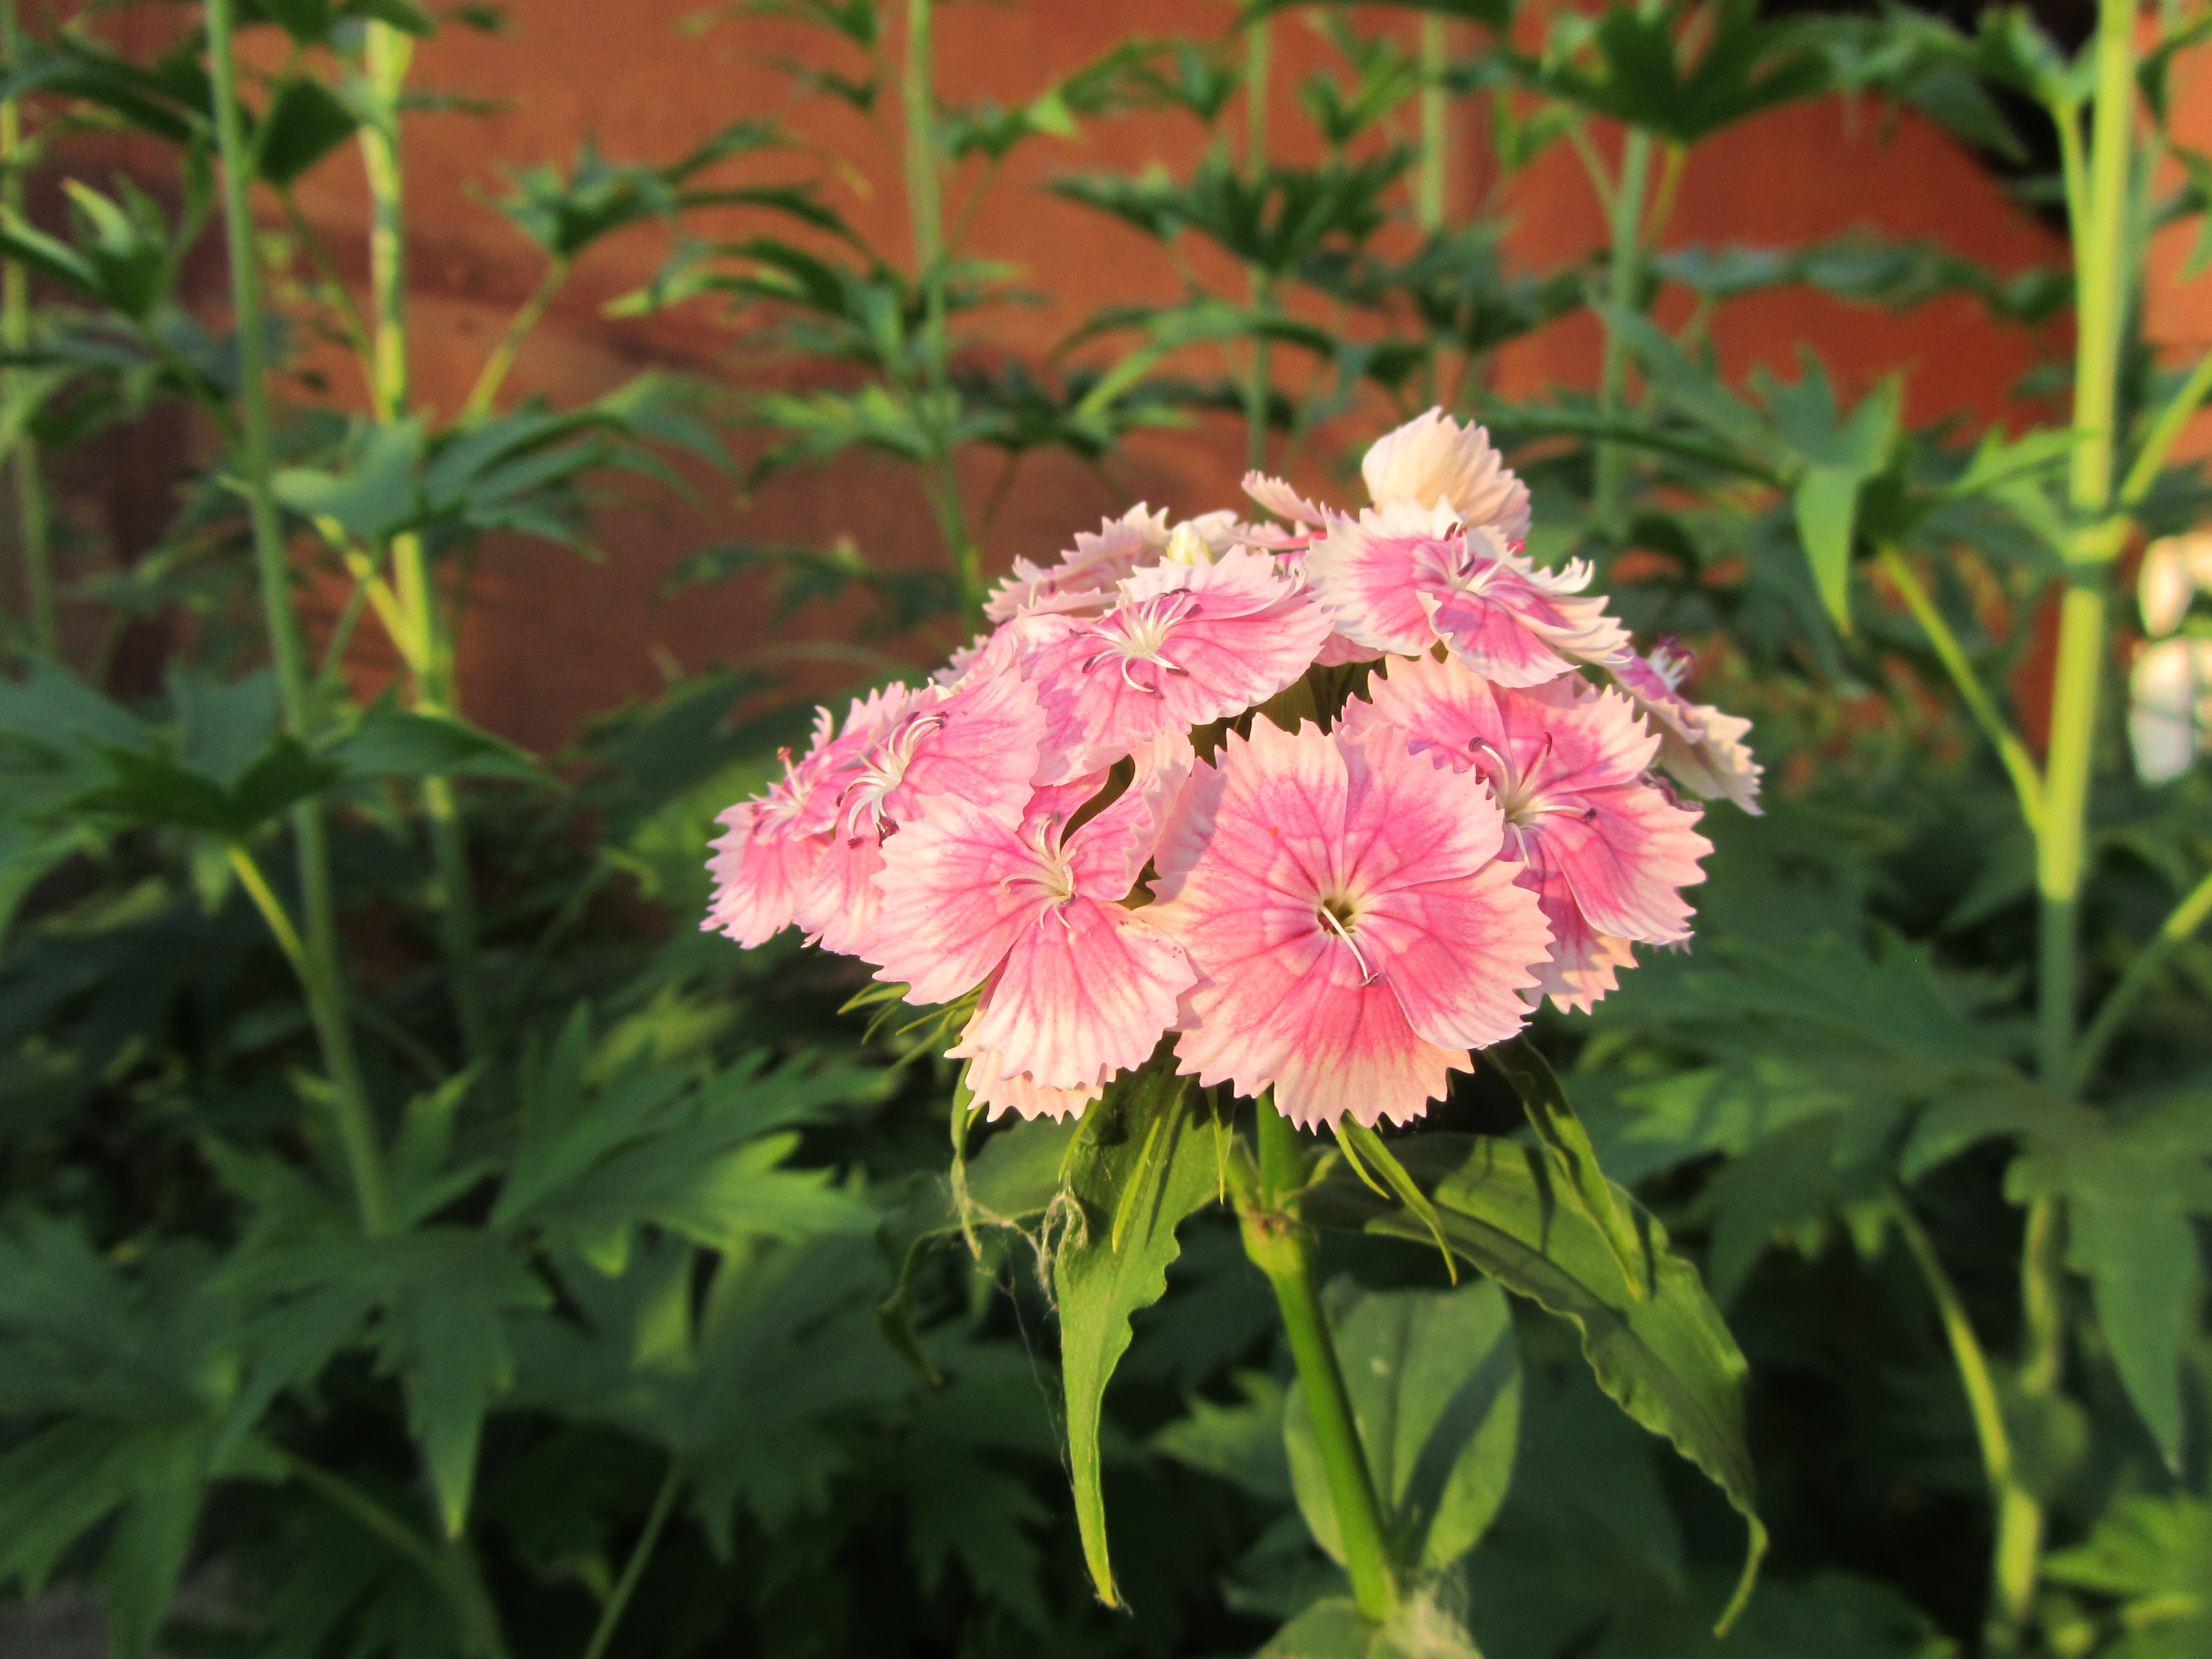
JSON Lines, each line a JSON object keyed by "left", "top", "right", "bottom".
{"left": 838, "top": 711, "right": 946, "bottom": 840}
{"left": 1001, "top": 817, "right": 1080, "bottom": 926}
{"left": 1079, "top": 593, "right": 1201, "bottom": 696}
{"left": 1314, "top": 892, "right": 1376, "bottom": 984}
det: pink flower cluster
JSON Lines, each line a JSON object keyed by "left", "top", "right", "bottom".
{"left": 706, "top": 410, "right": 1761, "bottom": 1129}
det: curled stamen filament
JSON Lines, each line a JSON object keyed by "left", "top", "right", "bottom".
{"left": 1316, "top": 901, "right": 1377, "bottom": 985}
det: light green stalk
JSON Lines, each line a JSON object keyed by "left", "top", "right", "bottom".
{"left": 2, "top": 0, "right": 52, "bottom": 656}
{"left": 1244, "top": 1102, "right": 1397, "bottom": 1625}
{"left": 1417, "top": 14, "right": 1447, "bottom": 234}
{"left": 2038, "top": 0, "right": 2137, "bottom": 1091}
{"left": 206, "top": 0, "right": 389, "bottom": 1236}
{"left": 1893, "top": 1196, "right": 2041, "bottom": 1651}
{"left": 902, "top": 0, "right": 981, "bottom": 631}
{"left": 1244, "top": 17, "right": 1272, "bottom": 473}
{"left": 357, "top": 20, "right": 488, "bottom": 1058}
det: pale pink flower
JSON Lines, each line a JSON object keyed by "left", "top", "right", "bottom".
{"left": 1305, "top": 500, "right": 1630, "bottom": 686}
{"left": 1242, "top": 472, "right": 1331, "bottom": 531}
{"left": 1026, "top": 547, "right": 1332, "bottom": 779}
{"left": 1611, "top": 643, "right": 1763, "bottom": 815}
{"left": 1360, "top": 407, "right": 1531, "bottom": 539}
{"left": 983, "top": 503, "right": 1172, "bottom": 623}
{"left": 790, "top": 665, "right": 1046, "bottom": 960}
{"left": 704, "top": 687, "right": 910, "bottom": 947}
{"left": 956, "top": 1040, "right": 1104, "bottom": 1122}
{"left": 1146, "top": 720, "right": 1550, "bottom": 1129}
{"left": 871, "top": 751, "right": 1195, "bottom": 1095}
{"left": 1346, "top": 654, "right": 1712, "bottom": 1013}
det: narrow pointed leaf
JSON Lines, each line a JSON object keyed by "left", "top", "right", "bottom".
{"left": 1487, "top": 1038, "right": 1643, "bottom": 1300}
{"left": 1052, "top": 1070, "right": 1219, "bottom": 1605}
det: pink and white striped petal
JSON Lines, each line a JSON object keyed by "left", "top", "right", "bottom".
{"left": 1028, "top": 548, "right": 1331, "bottom": 779}
{"left": 1611, "top": 644, "right": 1764, "bottom": 814}
{"left": 1360, "top": 407, "right": 1532, "bottom": 538}
{"left": 1148, "top": 720, "right": 1548, "bottom": 1128}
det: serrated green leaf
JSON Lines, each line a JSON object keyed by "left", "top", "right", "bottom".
{"left": 1052, "top": 1067, "right": 1220, "bottom": 1605}
{"left": 257, "top": 78, "right": 358, "bottom": 186}
{"left": 1308, "top": 1134, "right": 1766, "bottom": 1633}
{"left": 1487, "top": 1037, "right": 1644, "bottom": 1301}
{"left": 1285, "top": 1277, "right": 1520, "bottom": 1575}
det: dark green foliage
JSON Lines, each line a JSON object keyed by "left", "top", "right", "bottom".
{"left": 2, "top": 2, "right": 2208, "bottom": 1657}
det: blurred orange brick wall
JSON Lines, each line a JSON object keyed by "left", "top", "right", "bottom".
{"left": 84, "top": 5, "right": 2212, "bottom": 750}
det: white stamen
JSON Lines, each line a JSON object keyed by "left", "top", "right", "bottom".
{"left": 1316, "top": 900, "right": 1377, "bottom": 985}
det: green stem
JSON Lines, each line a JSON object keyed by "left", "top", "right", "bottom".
{"left": 1418, "top": 15, "right": 1447, "bottom": 233}
{"left": 2, "top": 0, "right": 52, "bottom": 657}
{"left": 2072, "top": 865, "right": 2212, "bottom": 1087}
{"left": 462, "top": 256, "right": 567, "bottom": 421}
{"left": 358, "top": 21, "right": 486, "bottom": 1059}
{"left": 1595, "top": 124, "right": 1653, "bottom": 524}
{"left": 901, "top": 0, "right": 979, "bottom": 632}
{"left": 2039, "top": 0, "right": 2137, "bottom": 1093}
{"left": 207, "top": 0, "right": 389, "bottom": 1237}
{"left": 1891, "top": 1196, "right": 2040, "bottom": 1653}
{"left": 1877, "top": 545, "right": 2044, "bottom": 834}
{"left": 579, "top": 1461, "right": 684, "bottom": 1659}
{"left": 285, "top": 1456, "right": 512, "bottom": 1659}
{"left": 1244, "top": 1101, "right": 1397, "bottom": 1625}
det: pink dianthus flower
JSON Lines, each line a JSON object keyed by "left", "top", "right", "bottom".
{"left": 1305, "top": 501, "right": 1630, "bottom": 686}
{"left": 1346, "top": 653, "right": 1712, "bottom": 1013}
{"left": 1147, "top": 719, "right": 1551, "bottom": 1129}
{"left": 871, "top": 744, "right": 1196, "bottom": 1099}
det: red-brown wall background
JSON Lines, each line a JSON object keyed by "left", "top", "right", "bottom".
{"left": 73, "top": 3, "right": 2212, "bottom": 751}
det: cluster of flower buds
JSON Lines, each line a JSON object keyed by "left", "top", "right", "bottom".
{"left": 706, "top": 411, "right": 1762, "bottom": 1129}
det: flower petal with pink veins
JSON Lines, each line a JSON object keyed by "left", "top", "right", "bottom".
{"left": 702, "top": 690, "right": 910, "bottom": 947}
{"left": 791, "top": 831, "right": 885, "bottom": 961}
{"left": 834, "top": 664, "right": 1044, "bottom": 840}
{"left": 952, "top": 1028, "right": 1106, "bottom": 1121}
{"left": 870, "top": 799, "right": 1049, "bottom": 1005}
{"left": 1303, "top": 499, "right": 1463, "bottom": 656}
{"left": 1243, "top": 471, "right": 1333, "bottom": 527}
{"left": 1611, "top": 644, "right": 1763, "bottom": 813}
{"left": 704, "top": 800, "right": 827, "bottom": 948}
{"left": 1308, "top": 508, "right": 1629, "bottom": 685}
{"left": 966, "top": 898, "right": 1191, "bottom": 1089}
{"left": 983, "top": 503, "right": 1171, "bottom": 622}
{"left": 1028, "top": 548, "right": 1331, "bottom": 778}
{"left": 1361, "top": 407, "right": 1532, "bottom": 539}
{"left": 1147, "top": 720, "right": 1547, "bottom": 1128}
{"left": 1173, "top": 923, "right": 1470, "bottom": 1130}
{"left": 1346, "top": 655, "right": 1710, "bottom": 996}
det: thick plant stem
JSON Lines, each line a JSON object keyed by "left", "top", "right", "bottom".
{"left": 2039, "top": 0, "right": 2136, "bottom": 1091}
{"left": 902, "top": 0, "right": 980, "bottom": 631}
{"left": 358, "top": 20, "right": 487, "bottom": 1058}
{"left": 580, "top": 1462, "right": 684, "bottom": 1659}
{"left": 1417, "top": 15, "right": 1447, "bottom": 235}
{"left": 1244, "top": 1102, "right": 1397, "bottom": 1625}
{"left": 2, "top": 0, "right": 52, "bottom": 656}
{"left": 207, "top": 0, "right": 389, "bottom": 1236}
{"left": 1594, "top": 124, "right": 1652, "bottom": 524}
{"left": 1893, "top": 1196, "right": 2039, "bottom": 1652}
